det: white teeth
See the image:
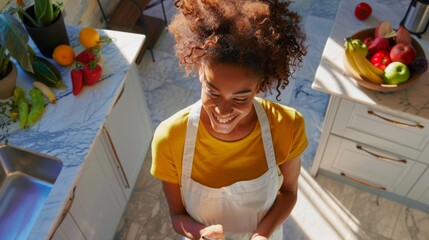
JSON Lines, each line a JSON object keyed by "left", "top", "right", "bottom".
{"left": 214, "top": 114, "right": 234, "bottom": 123}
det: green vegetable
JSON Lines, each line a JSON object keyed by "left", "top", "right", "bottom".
{"left": 29, "top": 57, "right": 66, "bottom": 89}
{"left": 14, "top": 87, "right": 29, "bottom": 128}
{"left": 18, "top": 98, "right": 29, "bottom": 129}
{"left": 27, "top": 88, "right": 45, "bottom": 127}
{"left": 13, "top": 87, "right": 26, "bottom": 104}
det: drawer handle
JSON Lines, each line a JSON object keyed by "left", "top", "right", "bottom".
{"left": 103, "top": 126, "right": 130, "bottom": 188}
{"left": 356, "top": 145, "right": 407, "bottom": 164}
{"left": 367, "top": 110, "right": 424, "bottom": 129}
{"left": 340, "top": 172, "right": 386, "bottom": 191}
{"left": 49, "top": 186, "right": 76, "bottom": 240}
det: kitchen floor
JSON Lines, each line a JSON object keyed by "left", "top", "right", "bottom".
{"left": 114, "top": 0, "right": 429, "bottom": 239}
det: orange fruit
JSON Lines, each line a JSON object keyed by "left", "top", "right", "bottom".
{"left": 52, "top": 44, "right": 75, "bottom": 66}
{"left": 79, "top": 27, "right": 100, "bottom": 48}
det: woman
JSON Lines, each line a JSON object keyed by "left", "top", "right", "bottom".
{"left": 151, "top": 0, "right": 307, "bottom": 239}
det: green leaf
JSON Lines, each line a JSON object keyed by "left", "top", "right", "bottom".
{"left": 35, "top": 0, "right": 54, "bottom": 26}
{"left": 0, "top": 13, "right": 33, "bottom": 73}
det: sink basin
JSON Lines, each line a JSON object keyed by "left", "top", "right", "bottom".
{"left": 0, "top": 145, "right": 63, "bottom": 239}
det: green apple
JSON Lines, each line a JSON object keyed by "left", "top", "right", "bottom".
{"left": 383, "top": 62, "right": 410, "bottom": 84}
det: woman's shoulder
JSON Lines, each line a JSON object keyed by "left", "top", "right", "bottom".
{"left": 154, "top": 105, "right": 192, "bottom": 140}
{"left": 257, "top": 97, "right": 303, "bottom": 123}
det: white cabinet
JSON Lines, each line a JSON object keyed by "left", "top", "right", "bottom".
{"left": 408, "top": 169, "right": 429, "bottom": 205}
{"left": 49, "top": 187, "right": 86, "bottom": 240}
{"left": 50, "top": 64, "right": 153, "bottom": 239}
{"left": 321, "top": 135, "right": 425, "bottom": 196}
{"left": 312, "top": 96, "right": 429, "bottom": 211}
{"left": 331, "top": 98, "right": 429, "bottom": 161}
{"left": 70, "top": 139, "right": 126, "bottom": 239}
{"left": 103, "top": 64, "right": 153, "bottom": 200}
{"left": 58, "top": 215, "right": 85, "bottom": 240}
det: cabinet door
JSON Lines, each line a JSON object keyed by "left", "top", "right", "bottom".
{"left": 320, "top": 135, "right": 426, "bottom": 195}
{"left": 70, "top": 138, "right": 125, "bottom": 239}
{"left": 104, "top": 64, "right": 153, "bottom": 199}
{"left": 57, "top": 214, "right": 85, "bottom": 240}
{"left": 50, "top": 227, "right": 66, "bottom": 240}
{"left": 408, "top": 168, "right": 429, "bottom": 205}
{"left": 49, "top": 187, "right": 85, "bottom": 240}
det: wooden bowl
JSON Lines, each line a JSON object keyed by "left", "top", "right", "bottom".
{"left": 344, "top": 28, "right": 425, "bottom": 92}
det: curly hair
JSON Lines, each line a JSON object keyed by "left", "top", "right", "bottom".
{"left": 169, "top": 0, "right": 307, "bottom": 99}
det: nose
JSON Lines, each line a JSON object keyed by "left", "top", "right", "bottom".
{"left": 215, "top": 99, "right": 233, "bottom": 116}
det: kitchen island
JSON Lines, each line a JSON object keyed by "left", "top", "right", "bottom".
{"left": 311, "top": 0, "right": 429, "bottom": 213}
{"left": 3, "top": 26, "right": 153, "bottom": 239}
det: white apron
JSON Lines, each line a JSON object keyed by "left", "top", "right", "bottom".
{"left": 180, "top": 99, "right": 283, "bottom": 240}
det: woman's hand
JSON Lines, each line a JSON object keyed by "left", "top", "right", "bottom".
{"left": 250, "top": 233, "right": 268, "bottom": 240}
{"left": 200, "top": 224, "right": 225, "bottom": 240}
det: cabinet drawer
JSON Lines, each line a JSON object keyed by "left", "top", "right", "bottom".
{"left": 408, "top": 168, "right": 429, "bottom": 205}
{"left": 320, "top": 135, "right": 425, "bottom": 196}
{"left": 332, "top": 99, "right": 429, "bottom": 160}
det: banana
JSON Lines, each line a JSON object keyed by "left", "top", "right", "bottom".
{"left": 352, "top": 53, "right": 384, "bottom": 84}
{"left": 360, "top": 54, "right": 384, "bottom": 76}
{"left": 344, "top": 38, "right": 384, "bottom": 84}
{"left": 352, "top": 51, "right": 384, "bottom": 84}
{"left": 344, "top": 40, "right": 362, "bottom": 79}
{"left": 33, "top": 81, "right": 57, "bottom": 104}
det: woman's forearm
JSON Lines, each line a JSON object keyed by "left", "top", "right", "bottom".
{"left": 170, "top": 213, "right": 207, "bottom": 239}
{"left": 252, "top": 189, "right": 298, "bottom": 238}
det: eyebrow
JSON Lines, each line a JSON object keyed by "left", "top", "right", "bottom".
{"left": 204, "top": 80, "right": 253, "bottom": 95}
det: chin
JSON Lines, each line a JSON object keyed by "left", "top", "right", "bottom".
{"left": 208, "top": 115, "right": 239, "bottom": 134}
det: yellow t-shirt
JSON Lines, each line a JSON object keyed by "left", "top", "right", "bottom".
{"left": 150, "top": 98, "right": 308, "bottom": 188}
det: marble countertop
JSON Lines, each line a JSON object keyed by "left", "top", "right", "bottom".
{"left": 312, "top": 0, "right": 429, "bottom": 121}
{"left": 3, "top": 26, "right": 145, "bottom": 239}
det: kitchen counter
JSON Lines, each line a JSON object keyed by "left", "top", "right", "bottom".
{"left": 312, "top": 0, "right": 429, "bottom": 120}
{"left": 3, "top": 26, "right": 145, "bottom": 239}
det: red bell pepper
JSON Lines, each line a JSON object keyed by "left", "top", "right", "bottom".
{"left": 370, "top": 50, "right": 392, "bottom": 70}
{"left": 71, "top": 64, "right": 84, "bottom": 96}
{"left": 84, "top": 60, "right": 102, "bottom": 86}
{"left": 75, "top": 47, "right": 100, "bottom": 65}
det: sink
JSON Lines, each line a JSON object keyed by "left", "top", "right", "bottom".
{"left": 0, "top": 144, "right": 63, "bottom": 239}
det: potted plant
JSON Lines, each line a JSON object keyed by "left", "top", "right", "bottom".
{"left": 0, "top": 10, "right": 34, "bottom": 99}
{"left": 0, "top": 46, "right": 18, "bottom": 99}
{"left": 18, "top": 0, "right": 69, "bottom": 58}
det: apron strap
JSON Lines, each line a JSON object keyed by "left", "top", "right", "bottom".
{"left": 253, "top": 98, "right": 276, "bottom": 169}
{"left": 181, "top": 100, "right": 202, "bottom": 184}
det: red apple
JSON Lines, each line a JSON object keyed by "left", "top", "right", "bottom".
{"left": 390, "top": 43, "right": 416, "bottom": 65}
{"left": 368, "top": 37, "right": 391, "bottom": 55}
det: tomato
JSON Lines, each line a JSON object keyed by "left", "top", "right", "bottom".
{"left": 355, "top": 2, "right": 372, "bottom": 20}
{"left": 370, "top": 50, "right": 392, "bottom": 70}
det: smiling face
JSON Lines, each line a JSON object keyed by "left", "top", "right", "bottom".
{"left": 199, "top": 62, "right": 260, "bottom": 139}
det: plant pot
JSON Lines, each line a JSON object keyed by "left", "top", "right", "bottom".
{"left": 0, "top": 61, "right": 17, "bottom": 99}
{"left": 23, "top": 5, "right": 70, "bottom": 58}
